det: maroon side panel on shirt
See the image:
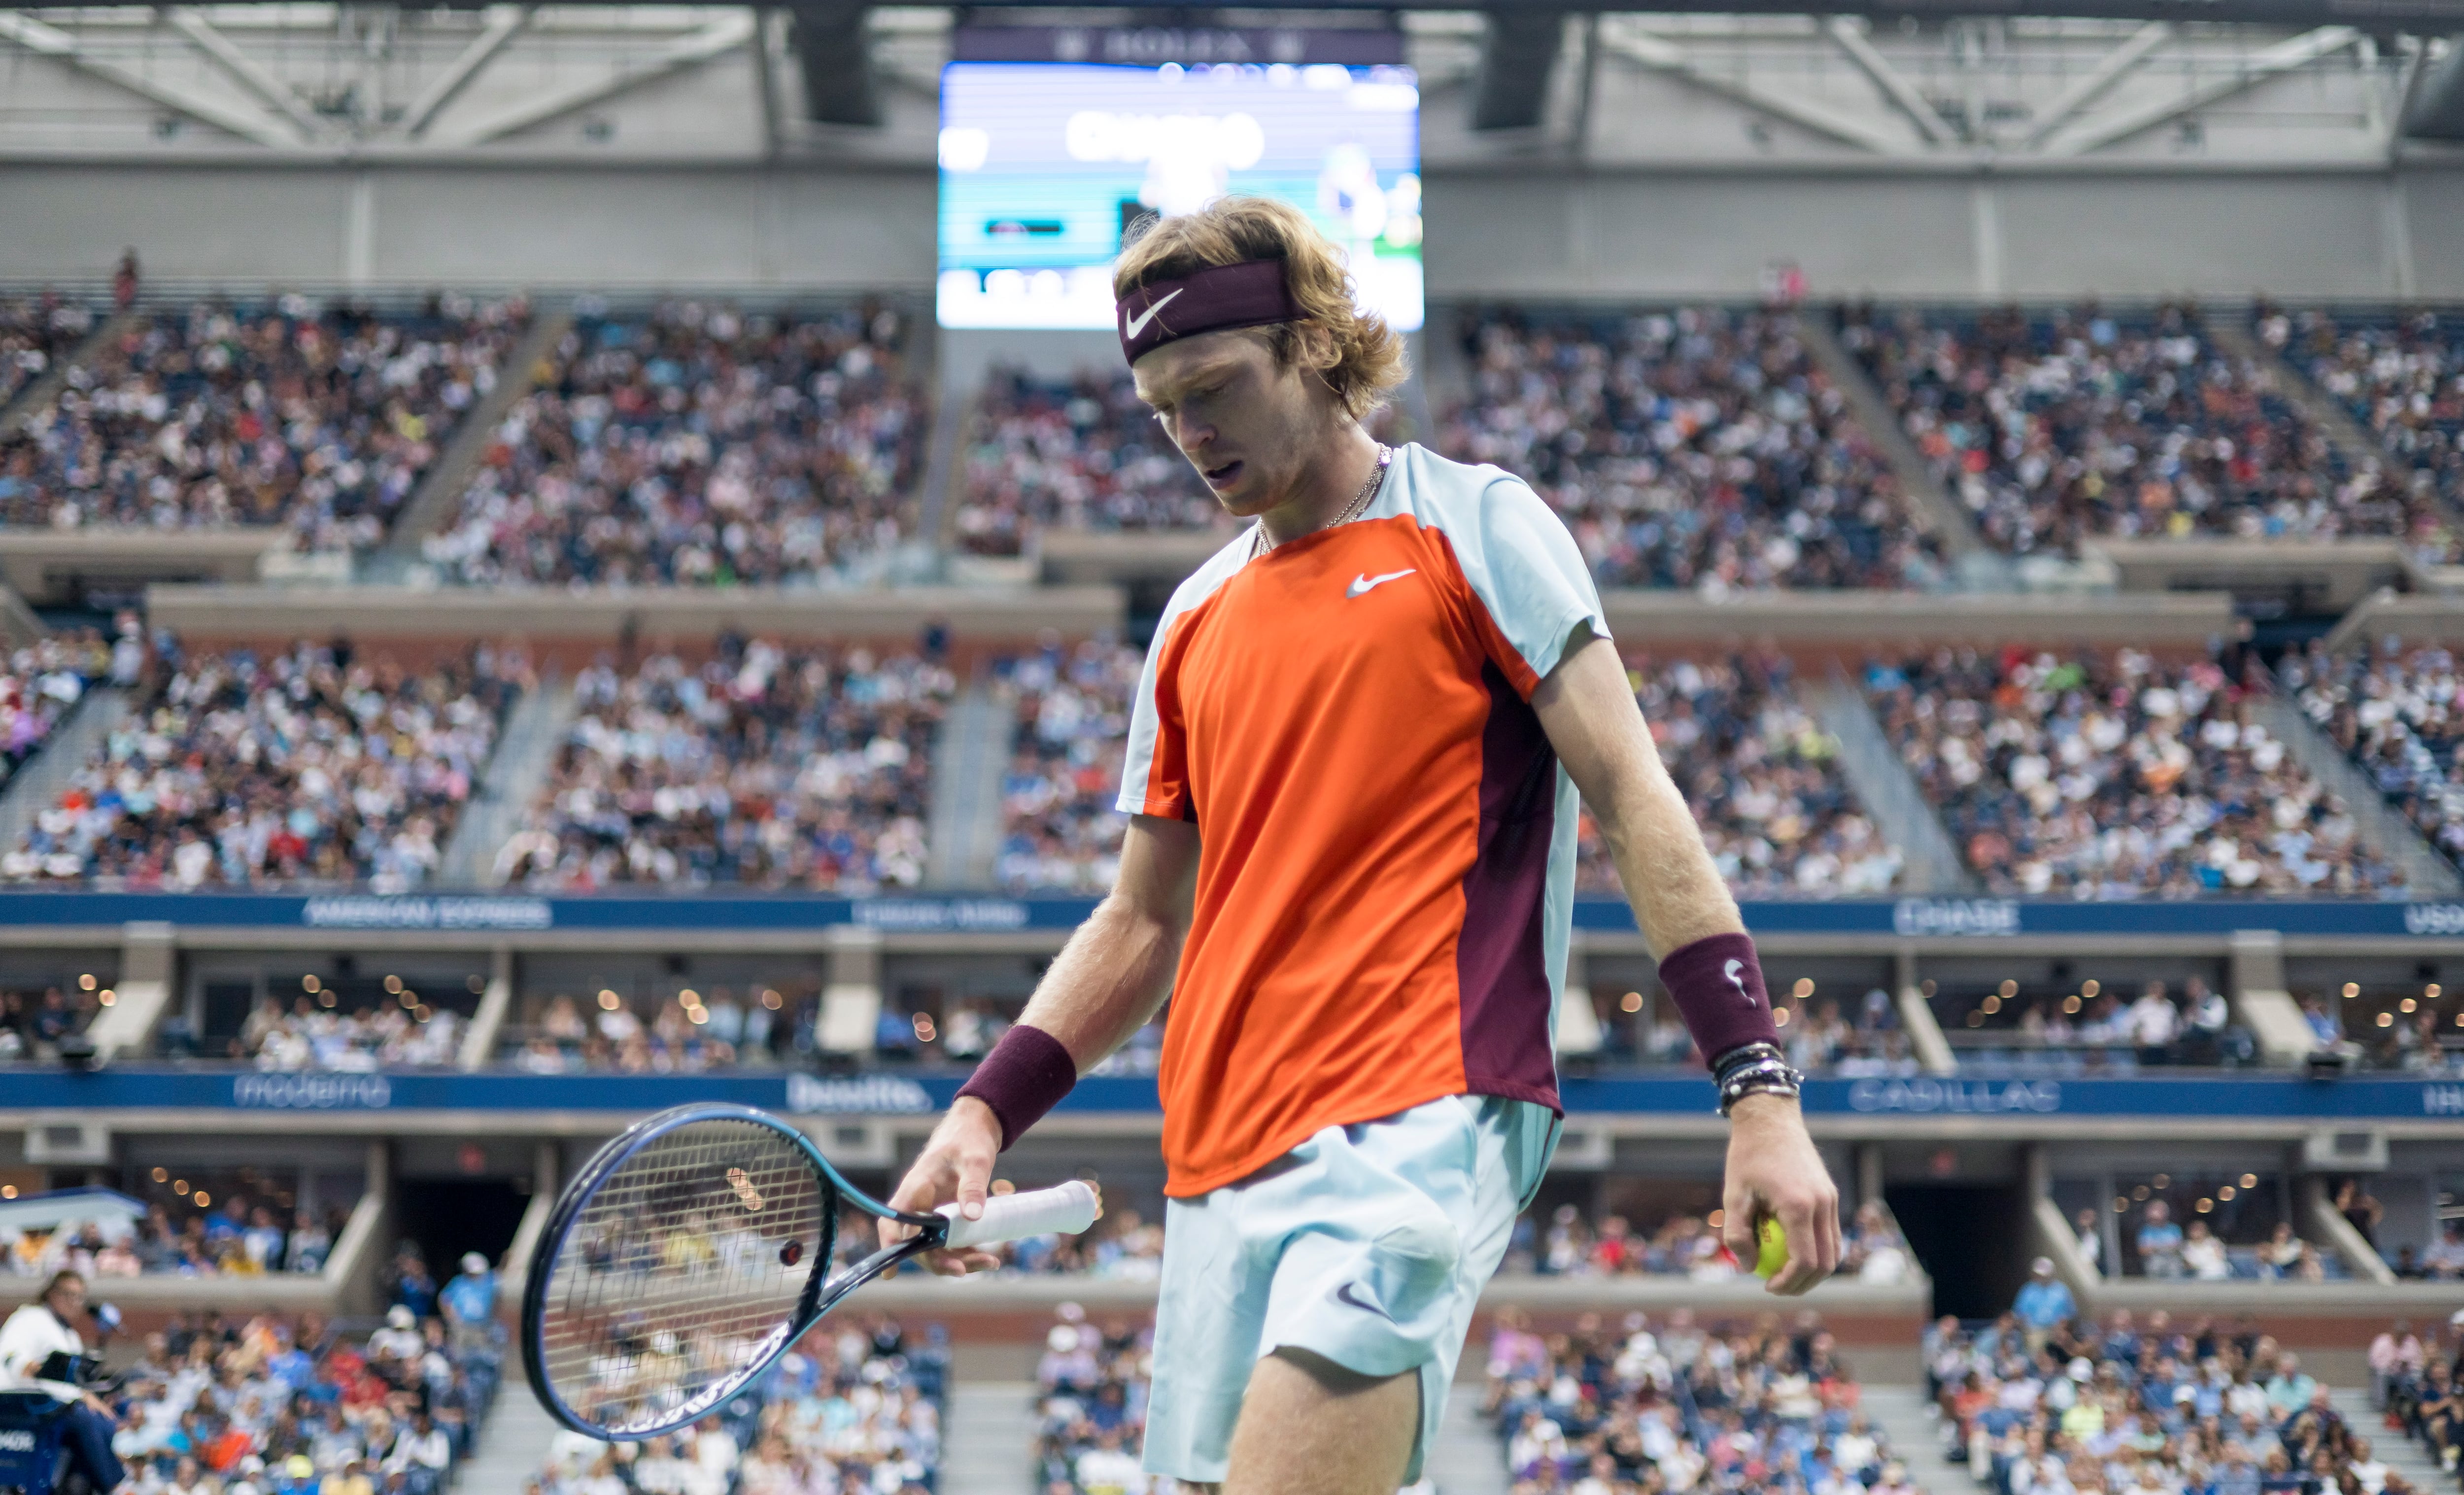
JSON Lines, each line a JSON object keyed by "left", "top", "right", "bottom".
{"left": 1455, "top": 663, "right": 1564, "bottom": 1113}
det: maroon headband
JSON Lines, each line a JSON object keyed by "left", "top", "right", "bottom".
{"left": 1116, "top": 259, "right": 1300, "bottom": 366}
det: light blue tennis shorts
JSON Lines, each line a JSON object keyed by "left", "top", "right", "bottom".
{"left": 1142, "top": 1094, "right": 1558, "bottom": 1486}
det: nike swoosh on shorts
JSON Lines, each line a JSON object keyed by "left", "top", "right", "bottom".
{"left": 1334, "top": 1282, "right": 1395, "bottom": 1321}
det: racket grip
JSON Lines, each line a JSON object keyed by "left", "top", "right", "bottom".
{"left": 937, "top": 1181, "right": 1100, "bottom": 1250}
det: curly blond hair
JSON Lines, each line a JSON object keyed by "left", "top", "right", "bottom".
{"left": 1114, "top": 197, "right": 1408, "bottom": 422}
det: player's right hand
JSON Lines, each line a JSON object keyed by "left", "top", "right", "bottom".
{"left": 882, "top": 1095, "right": 1006, "bottom": 1275}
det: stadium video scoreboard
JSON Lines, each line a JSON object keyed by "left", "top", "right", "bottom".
{"left": 936, "top": 25, "right": 1424, "bottom": 333}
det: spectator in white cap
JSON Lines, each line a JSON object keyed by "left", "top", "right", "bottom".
{"left": 371, "top": 1304, "right": 424, "bottom": 1361}
{"left": 441, "top": 1250, "right": 499, "bottom": 1353}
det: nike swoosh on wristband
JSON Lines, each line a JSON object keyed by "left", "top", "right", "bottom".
{"left": 1346, "top": 568, "right": 1416, "bottom": 599}
{"left": 1334, "top": 1282, "right": 1394, "bottom": 1321}
{"left": 1724, "top": 957, "right": 1755, "bottom": 1004}
{"left": 1122, "top": 288, "right": 1184, "bottom": 340}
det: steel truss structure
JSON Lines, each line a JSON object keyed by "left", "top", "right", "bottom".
{"left": 0, "top": 5, "right": 2453, "bottom": 166}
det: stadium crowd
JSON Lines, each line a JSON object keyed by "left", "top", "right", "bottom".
{"left": 421, "top": 302, "right": 924, "bottom": 587}
{"left": 2267, "top": 306, "right": 2464, "bottom": 517}
{"left": 30, "top": 1251, "right": 505, "bottom": 1494}
{"left": 0, "top": 639, "right": 528, "bottom": 891}
{"left": 528, "top": 1315, "right": 945, "bottom": 1495}
{"left": 502, "top": 989, "right": 789, "bottom": 1074}
{"left": 1940, "top": 976, "right": 2258, "bottom": 1074}
{"left": 234, "top": 991, "right": 465, "bottom": 1071}
{"left": 0, "top": 628, "right": 117, "bottom": 793}
{"left": 995, "top": 638, "right": 1141, "bottom": 893}
{"left": 2086, "top": 1196, "right": 2350, "bottom": 1284}
{"left": 1508, "top": 1199, "right": 1916, "bottom": 1284}
{"left": 4, "top": 1192, "right": 355, "bottom": 1279}
{"left": 1440, "top": 306, "right": 1939, "bottom": 592}
{"left": 2286, "top": 641, "right": 2464, "bottom": 876}
{"left": 1935, "top": 1301, "right": 2429, "bottom": 1494}
{"left": 1484, "top": 1306, "right": 1911, "bottom": 1495}
{"left": 2369, "top": 1316, "right": 2464, "bottom": 1481}
{"left": 1035, "top": 1306, "right": 1152, "bottom": 1495}
{"left": 0, "top": 294, "right": 527, "bottom": 551}
{"left": 983, "top": 1206, "right": 1166, "bottom": 1281}
{"left": 0, "top": 980, "right": 107, "bottom": 1062}
{"left": 1840, "top": 303, "right": 2441, "bottom": 560}
{"left": 0, "top": 292, "right": 94, "bottom": 409}
{"left": 1867, "top": 647, "right": 2403, "bottom": 898}
{"left": 953, "top": 366, "right": 1222, "bottom": 554}
{"left": 1580, "top": 652, "right": 1901, "bottom": 898}
{"left": 493, "top": 639, "right": 949, "bottom": 890}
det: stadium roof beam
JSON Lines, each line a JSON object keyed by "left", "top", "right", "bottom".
{"left": 0, "top": 8, "right": 304, "bottom": 148}
{"left": 163, "top": 6, "right": 326, "bottom": 142}
{"left": 794, "top": 3, "right": 882, "bottom": 126}
{"left": 1471, "top": 7, "right": 1566, "bottom": 131}
{"left": 752, "top": 6, "right": 783, "bottom": 155}
{"left": 2020, "top": 19, "right": 2172, "bottom": 148}
{"left": 1595, "top": 17, "right": 1912, "bottom": 155}
{"left": 2403, "top": 35, "right": 2464, "bottom": 138}
{"left": 402, "top": 3, "right": 536, "bottom": 140}
{"left": 441, "top": 9, "right": 755, "bottom": 146}
{"left": 1822, "top": 16, "right": 1955, "bottom": 145}
{"left": 2046, "top": 23, "right": 2360, "bottom": 155}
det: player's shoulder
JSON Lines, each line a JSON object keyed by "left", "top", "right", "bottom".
{"left": 1153, "top": 530, "right": 1256, "bottom": 633}
{"left": 1391, "top": 443, "right": 1557, "bottom": 531}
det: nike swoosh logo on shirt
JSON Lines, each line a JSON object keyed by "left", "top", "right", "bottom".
{"left": 1123, "top": 289, "right": 1183, "bottom": 340}
{"left": 1346, "top": 568, "right": 1416, "bottom": 599}
{"left": 1334, "top": 1282, "right": 1394, "bottom": 1321}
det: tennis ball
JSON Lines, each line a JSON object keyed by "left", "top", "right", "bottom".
{"left": 1753, "top": 1217, "right": 1788, "bottom": 1279}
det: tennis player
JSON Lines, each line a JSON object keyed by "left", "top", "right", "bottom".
{"left": 887, "top": 197, "right": 1840, "bottom": 1495}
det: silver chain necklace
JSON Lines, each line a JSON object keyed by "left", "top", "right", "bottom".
{"left": 1250, "top": 445, "right": 1392, "bottom": 560}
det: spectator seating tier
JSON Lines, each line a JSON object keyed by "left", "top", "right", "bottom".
{"left": 494, "top": 639, "right": 950, "bottom": 890}
{"left": 1443, "top": 307, "right": 1943, "bottom": 591}
{"left": 1868, "top": 646, "right": 2403, "bottom": 897}
{"left": 421, "top": 303, "right": 924, "bottom": 587}
{"left": 1, "top": 295, "right": 527, "bottom": 551}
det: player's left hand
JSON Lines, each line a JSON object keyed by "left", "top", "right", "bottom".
{"left": 1721, "top": 1091, "right": 1841, "bottom": 1296}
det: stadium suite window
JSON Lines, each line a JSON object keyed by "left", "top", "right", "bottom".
{"left": 2055, "top": 1171, "right": 2293, "bottom": 1279}
{"left": 504, "top": 982, "right": 807, "bottom": 1072}
{"left": 0, "top": 968, "right": 115, "bottom": 1060}
{"left": 2292, "top": 979, "right": 2464, "bottom": 1070}
{"left": 11, "top": 1163, "right": 368, "bottom": 1276}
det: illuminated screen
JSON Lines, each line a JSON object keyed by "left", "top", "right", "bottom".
{"left": 937, "top": 61, "right": 1423, "bottom": 332}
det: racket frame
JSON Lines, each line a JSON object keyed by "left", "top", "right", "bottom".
{"left": 520, "top": 1101, "right": 950, "bottom": 1440}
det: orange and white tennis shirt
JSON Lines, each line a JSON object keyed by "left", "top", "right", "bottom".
{"left": 1120, "top": 442, "right": 1610, "bottom": 1198}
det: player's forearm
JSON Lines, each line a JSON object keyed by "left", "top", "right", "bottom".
{"left": 1535, "top": 635, "right": 1743, "bottom": 958}
{"left": 1595, "top": 754, "right": 1745, "bottom": 960}
{"left": 1013, "top": 889, "right": 1184, "bottom": 1071}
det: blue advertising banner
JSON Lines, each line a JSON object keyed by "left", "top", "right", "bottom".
{"left": 10, "top": 1068, "right": 2462, "bottom": 1122}
{"left": 4, "top": 891, "right": 2464, "bottom": 938}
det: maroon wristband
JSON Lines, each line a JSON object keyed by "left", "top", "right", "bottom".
{"left": 954, "top": 1023, "right": 1078, "bottom": 1150}
{"left": 1658, "top": 932, "right": 1780, "bottom": 1069}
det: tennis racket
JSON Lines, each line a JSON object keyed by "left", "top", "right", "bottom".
{"left": 520, "top": 1101, "right": 1098, "bottom": 1440}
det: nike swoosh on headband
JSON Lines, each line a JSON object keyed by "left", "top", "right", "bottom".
{"left": 1122, "top": 288, "right": 1183, "bottom": 340}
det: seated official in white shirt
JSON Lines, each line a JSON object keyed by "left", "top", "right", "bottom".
{"left": 0, "top": 1270, "right": 125, "bottom": 1492}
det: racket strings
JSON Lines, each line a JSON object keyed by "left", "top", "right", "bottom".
{"left": 537, "top": 1118, "right": 833, "bottom": 1434}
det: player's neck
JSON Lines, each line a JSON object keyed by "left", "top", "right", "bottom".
{"left": 1253, "top": 420, "right": 1384, "bottom": 549}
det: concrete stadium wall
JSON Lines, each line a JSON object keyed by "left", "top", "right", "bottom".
{"left": 4, "top": 160, "right": 2463, "bottom": 302}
